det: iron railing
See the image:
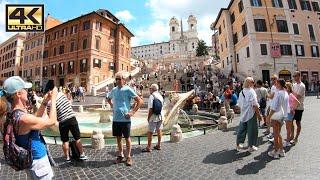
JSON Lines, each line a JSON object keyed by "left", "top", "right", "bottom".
{"left": 41, "top": 124, "right": 218, "bottom": 145}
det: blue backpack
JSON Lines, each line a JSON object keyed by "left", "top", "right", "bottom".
{"left": 152, "top": 94, "right": 162, "bottom": 115}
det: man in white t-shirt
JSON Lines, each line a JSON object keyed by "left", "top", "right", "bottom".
{"left": 292, "top": 71, "right": 305, "bottom": 144}
{"left": 142, "top": 84, "right": 164, "bottom": 152}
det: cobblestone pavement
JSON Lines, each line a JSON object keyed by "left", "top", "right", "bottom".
{"left": 1, "top": 97, "right": 319, "bottom": 179}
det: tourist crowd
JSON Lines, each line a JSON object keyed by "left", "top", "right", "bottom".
{"left": 236, "top": 71, "right": 306, "bottom": 159}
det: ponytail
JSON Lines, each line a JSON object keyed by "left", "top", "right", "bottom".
{"left": 0, "top": 89, "right": 12, "bottom": 118}
{"left": 0, "top": 97, "right": 9, "bottom": 118}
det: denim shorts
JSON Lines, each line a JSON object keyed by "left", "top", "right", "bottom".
{"left": 285, "top": 113, "right": 294, "bottom": 121}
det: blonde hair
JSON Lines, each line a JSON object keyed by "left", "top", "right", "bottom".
{"left": 150, "top": 84, "right": 159, "bottom": 91}
{"left": 285, "top": 82, "right": 293, "bottom": 93}
{"left": 115, "top": 71, "right": 126, "bottom": 79}
{"left": 243, "top": 77, "right": 254, "bottom": 88}
{"left": 0, "top": 97, "right": 9, "bottom": 118}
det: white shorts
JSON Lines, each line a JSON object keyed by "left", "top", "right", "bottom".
{"left": 148, "top": 121, "right": 163, "bottom": 133}
{"left": 26, "top": 155, "right": 54, "bottom": 180}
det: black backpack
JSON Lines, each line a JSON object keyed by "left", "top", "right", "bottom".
{"left": 69, "top": 139, "right": 80, "bottom": 160}
{"left": 258, "top": 89, "right": 267, "bottom": 108}
{"left": 3, "top": 109, "right": 33, "bottom": 171}
{"left": 152, "top": 94, "right": 163, "bottom": 115}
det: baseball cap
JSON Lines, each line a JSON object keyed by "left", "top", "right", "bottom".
{"left": 3, "top": 76, "right": 32, "bottom": 95}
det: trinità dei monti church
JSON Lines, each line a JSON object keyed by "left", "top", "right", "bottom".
{"left": 131, "top": 15, "right": 200, "bottom": 66}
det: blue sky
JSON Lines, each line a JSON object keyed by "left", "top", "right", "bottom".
{"left": 0, "top": 0, "right": 229, "bottom": 46}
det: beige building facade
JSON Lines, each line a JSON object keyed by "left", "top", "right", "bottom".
{"left": 212, "top": 0, "right": 320, "bottom": 83}
{"left": 0, "top": 33, "right": 25, "bottom": 81}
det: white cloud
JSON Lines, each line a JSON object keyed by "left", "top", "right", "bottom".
{"left": 115, "top": 10, "right": 135, "bottom": 23}
{"left": 0, "top": 0, "right": 15, "bottom": 44}
{"left": 132, "top": 20, "right": 168, "bottom": 46}
{"left": 133, "top": 0, "right": 229, "bottom": 46}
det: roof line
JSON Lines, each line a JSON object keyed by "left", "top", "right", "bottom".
{"left": 212, "top": 0, "right": 235, "bottom": 28}
{"left": 132, "top": 41, "right": 170, "bottom": 48}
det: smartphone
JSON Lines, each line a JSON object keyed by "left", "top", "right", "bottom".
{"left": 44, "top": 80, "right": 55, "bottom": 93}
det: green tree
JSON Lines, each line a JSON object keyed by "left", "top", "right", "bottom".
{"left": 196, "top": 40, "right": 209, "bottom": 57}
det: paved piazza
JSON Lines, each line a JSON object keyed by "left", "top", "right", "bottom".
{"left": 0, "top": 97, "right": 319, "bottom": 180}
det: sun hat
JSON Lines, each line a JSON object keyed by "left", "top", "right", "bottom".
{"left": 3, "top": 76, "right": 32, "bottom": 95}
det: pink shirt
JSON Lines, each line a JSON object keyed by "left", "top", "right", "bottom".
{"left": 288, "top": 93, "right": 298, "bottom": 111}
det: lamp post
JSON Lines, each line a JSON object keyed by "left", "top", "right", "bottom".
{"left": 264, "top": 0, "right": 276, "bottom": 72}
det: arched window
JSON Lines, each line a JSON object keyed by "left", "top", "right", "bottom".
{"left": 172, "top": 26, "right": 175, "bottom": 32}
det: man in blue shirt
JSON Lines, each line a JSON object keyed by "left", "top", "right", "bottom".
{"left": 107, "top": 72, "right": 143, "bottom": 166}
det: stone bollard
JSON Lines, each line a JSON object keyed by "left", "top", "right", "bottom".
{"left": 91, "top": 130, "right": 105, "bottom": 149}
{"left": 220, "top": 107, "right": 226, "bottom": 116}
{"left": 231, "top": 105, "right": 241, "bottom": 114}
{"left": 78, "top": 105, "right": 84, "bottom": 113}
{"left": 105, "top": 103, "right": 111, "bottom": 110}
{"left": 218, "top": 116, "right": 228, "bottom": 131}
{"left": 99, "top": 112, "right": 111, "bottom": 123}
{"left": 227, "top": 109, "right": 235, "bottom": 123}
{"left": 91, "top": 86, "right": 97, "bottom": 96}
{"left": 191, "top": 104, "right": 199, "bottom": 113}
{"left": 102, "top": 99, "right": 106, "bottom": 109}
{"left": 170, "top": 124, "right": 183, "bottom": 143}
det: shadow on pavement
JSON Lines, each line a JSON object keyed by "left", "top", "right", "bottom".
{"left": 236, "top": 146, "right": 274, "bottom": 175}
{"left": 58, "top": 159, "right": 114, "bottom": 169}
{"left": 203, "top": 149, "right": 251, "bottom": 165}
{"left": 107, "top": 147, "right": 143, "bottom": 157}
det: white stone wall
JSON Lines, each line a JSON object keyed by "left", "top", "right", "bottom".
{"left": 132, "top": 15, "right": 199, "bottom": 61}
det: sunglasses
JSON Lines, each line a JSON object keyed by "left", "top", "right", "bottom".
{"left": 115, "top": 78, "right": 122, "bottom": 81}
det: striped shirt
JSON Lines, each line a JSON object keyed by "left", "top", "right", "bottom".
{"left": 47, "top": 92, "right": 75, "bottom": 123}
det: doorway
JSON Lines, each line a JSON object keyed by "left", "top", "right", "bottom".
{"left": 59, "top": 78, "right": 65, "bottom": 87}
{"left": 262, "top": 70, "right": 270, "bottom": 85}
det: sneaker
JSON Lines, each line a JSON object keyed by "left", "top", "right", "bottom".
{"left": 126, "top": 157, "right": 133, "bottom": 166}
{"left": 65, "top": 157, "right": 71, "bottom": 163}
{"left": 283, "top": 141, "right": 291, "bottom": 147}
{"left": 114, "top": 156, "right": 124, "bottom": 164}
{"left": 268, "top": 150, "right": 279, "bottom": 159}
{"left": 79, "top": 154, "right": 88, "bottom": 160}
{"left": 278, "top": 149, "right": 285, "bottom": 157}
{"left": 248, "top": 146, "right": 258, "bottom": 152}
{"left": 268, "top": 138, "right": 274, "bottom": 143}
{"left": 260, "top": 123, "right": 267, "bottom": 129}
{"left": 236, "top": 144, "right": 244, "bottom": 151}
{"left": 267, "top": 133, "right": 273, "bottom": 139}
{"left": 263, "top": 130, "right": 270, "bottom": 135}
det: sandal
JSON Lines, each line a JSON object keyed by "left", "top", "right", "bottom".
{"left": 141, "top": 148, "right": 151, "bottom": 152}
{"left": 153, "top": 145, "right": 161, "bottom": 150}
{"left": 113, "top": 156, "right": 124, "bottom": 164}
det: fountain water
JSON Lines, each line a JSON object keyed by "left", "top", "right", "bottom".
{"left": 179, "top": 109, "right": 194, "bottom": 130}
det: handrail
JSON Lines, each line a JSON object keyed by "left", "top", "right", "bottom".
{"left": 93, "top": 67, "right": 141, "bottom": 91}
